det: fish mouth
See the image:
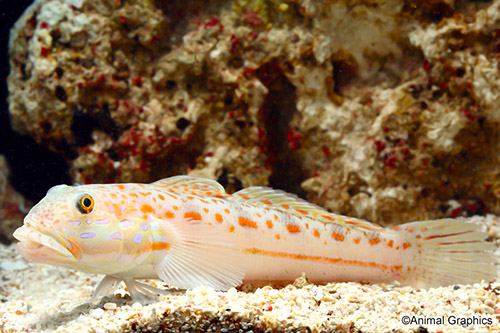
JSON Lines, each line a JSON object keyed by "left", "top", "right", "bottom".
{"left": 13, "top": 226, "right": 76, "bottom": 266}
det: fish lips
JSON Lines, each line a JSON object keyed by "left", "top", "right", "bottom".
{"left": 13, "top": 226, "right": 76, "bottom": 266}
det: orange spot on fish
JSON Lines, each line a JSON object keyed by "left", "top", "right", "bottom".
{"left": 139, "top": 192, "right": 151, "bottom": 196}
{"left": 165, "top": 211, "right": 175, "bottom": 219}
{"left": 130, "top": 193, "right": 138, "bottom": 198}
{"left": 238, "top": 217, "right": 258, "bottom": 229}
{"left": 313, "top": 230, "right": 320, "bottom": 238}
{"left": 286, "top": 224, "right": 301, "bottom": 233}
{"left": 415, "top": 235, "right": 421, "bottom": 239}
{"left": 173, "top": 205, "right": 179, "bottom": 210}
{"left": 224, "top": 209, "right": 230, "bottom": 214}
{"left": 273, "top": 214, "right": 278, "bottom": 220}
{"left": 117, "top": 184, "right": 125, "bottom": 190}
{"left": 282, "top": 204, "right": 290, "bottom": 209}
{"left": 185, "top": 212, "right": 202, "bottom": 220}
{"left": 215, "top": 213, "right": 223, "bottom": 223}
{"left": 369, "top": 238, "right": 380, "bottom": 245}
{"left": 206, "top": 191, "right": 213, "bottom": 196}
{"left": 158, "top": 194, "right": 165, "bottom": 200}
{"left": 275, "top": 234, "right": 280, "bottom": 240}
{"left": 141, "top": 204, "right": 155, "bottom": 214}
{"left": 331, "top": 232, "right": 344, "bottom": 241}
{"left": 296, "top": 209, "right": 308, "bottom": 215}
{"left": 262, "top": 200, "right": 272, "bottom": 205}
{"left": 229, "top": 225, "right": 235, "bottom": 232}
{"left": 110, "top": 193, "right": 118, "bottom": 199}
{"left": 152, "top": 242, "right": 170, "bottom": 251}
{"left": 187, "top": 196, "right": 194, "bottom": 200}
{"left": 387, "top": 240, "right": 394, "bottom": 247}
{"left": 403, "top": 242, "right": 411, "bottom": 249}
{"left": 266, "top": 220, "right": 273, "bottom": 229}
{"left": 239, "top": 193, "right": 250, "bottom": 200}
{"left": 353, "top": 238, "right": 360, "bottom": 244}
{"left": 322, "top": 215, "right": 334, "bottom": 221}
{"left": 203, "top": 207, "right": 209, "bottom": 213}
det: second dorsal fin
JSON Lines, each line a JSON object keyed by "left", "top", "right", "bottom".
{"left": 232, "top": 186, "right": 386, "bottom": 232}
{"left": 232, "top": 186, "right": 327, "bottom": 217}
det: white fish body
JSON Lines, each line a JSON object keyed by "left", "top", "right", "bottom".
{"left": 13, "top": 176, "right": 498, "bottom": 302}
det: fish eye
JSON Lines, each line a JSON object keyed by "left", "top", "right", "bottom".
{"left": 77, "top": 194, "right": 94, "bottom": 214}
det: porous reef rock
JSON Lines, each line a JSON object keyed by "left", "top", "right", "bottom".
{"left": 8, "top": 0, "right": 500, "bottom": 224}
{"left": 0, "top": 156, "right": 31, "bottom": 243}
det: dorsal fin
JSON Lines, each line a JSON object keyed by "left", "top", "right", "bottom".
{"left": 232, "top": 186, "right": 386, "bottom": 232}
{"left": 232, "top": 186, "right": 327, "bottom": 218}
{"left": 152, "top": 176, "right": 227, "bottom": 197}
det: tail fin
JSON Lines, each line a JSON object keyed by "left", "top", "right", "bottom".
{"left": 396, "top": 218, "right": 497, "bottom": 288}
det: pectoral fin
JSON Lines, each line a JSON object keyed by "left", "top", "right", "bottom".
{"left": 153, "top": 216, "right": 245, "bottom": 291}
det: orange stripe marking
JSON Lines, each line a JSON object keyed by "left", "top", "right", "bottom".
{"left": 152, "top": 242, "right": 170, "bottom": 251}
{"left": 244, "top": 248, "right": 401, "bottom": 272}
{"left": 238, "top": 217, "right": 258, "bottom": 229}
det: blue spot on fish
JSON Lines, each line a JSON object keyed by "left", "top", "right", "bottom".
{"left": 96, "top": 218, "right": 110, "bottom": 225}
{"left": 106, "top": 232, "right": 122, "bottom": 241}
{"left": 68, "top": 221, "right": 81, "bottom": 226}
{"left": 80, "top": 232, "right": 96, "bottom": 239}
{"left": 133, "top": 234, "right": 143, "bottom": 244}
{"left": 140, "top": 223, "right": 148, "bottom": 231}
{"left": 119, "top": 219, "right": 133, "bottom": 228}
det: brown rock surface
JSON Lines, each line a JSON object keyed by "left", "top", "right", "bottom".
{"left": 8, "top": 0, "right": 500, "bottom": 223}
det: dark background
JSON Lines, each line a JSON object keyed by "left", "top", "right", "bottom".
{"left": 0, "top": 0, "right": 70, "bottom": 202}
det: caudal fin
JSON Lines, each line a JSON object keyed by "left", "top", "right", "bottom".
{"left": 397, "top": 218, "right": 497, "bottom": 288}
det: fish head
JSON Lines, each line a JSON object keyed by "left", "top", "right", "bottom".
{"left": 13, "top": 184, "right": 133, "bottom": 273}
